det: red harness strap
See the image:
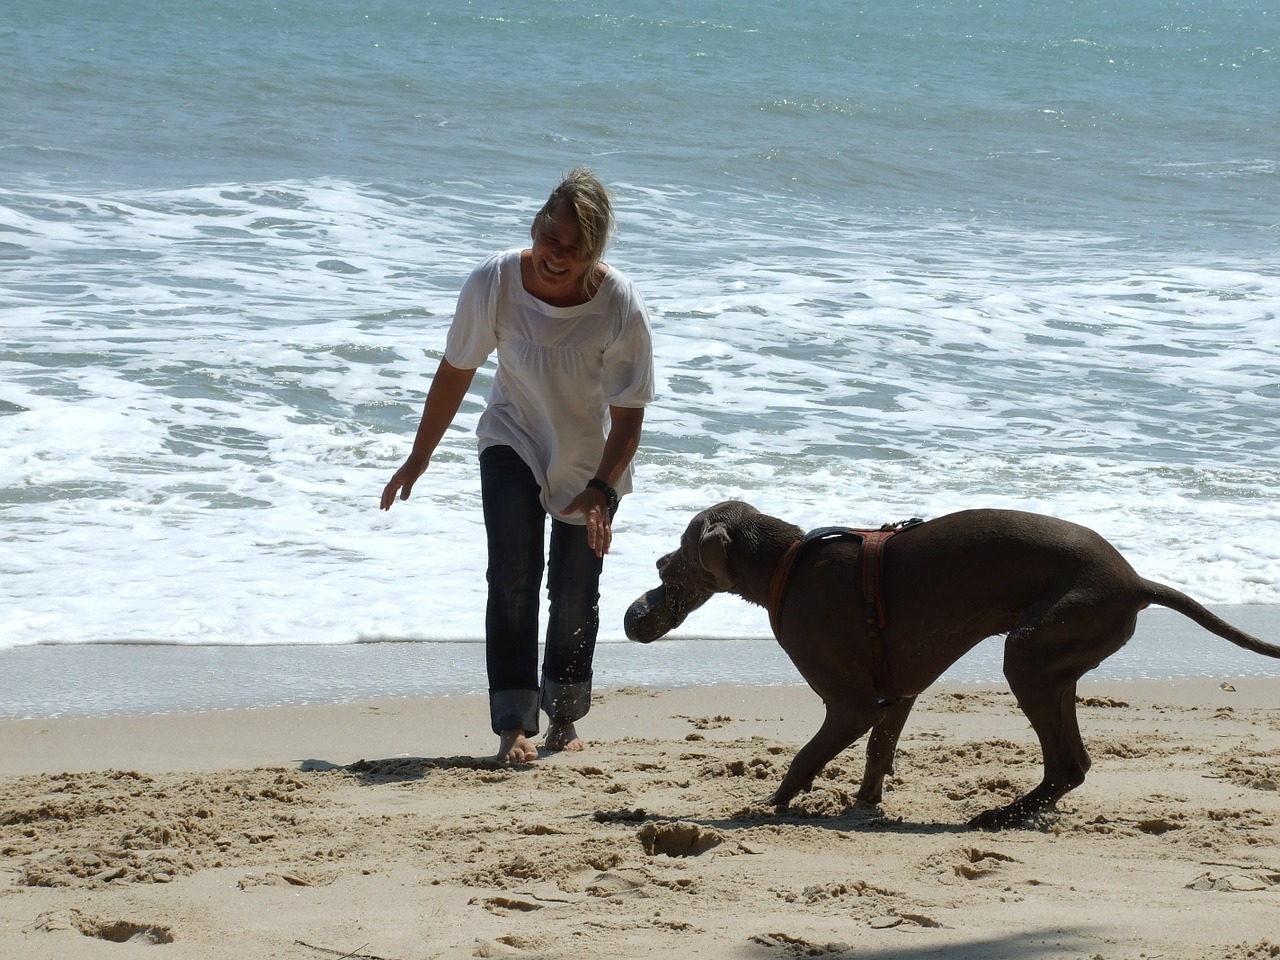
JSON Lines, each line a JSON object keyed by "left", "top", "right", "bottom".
{"left": 767, "top": 521, "right": 921, "bottom": 706}
{"left": 767, "top": 539, "right": 805, "bottom": 639}
{"left": 860, "top": 530, "right": 897, "bottom": 704}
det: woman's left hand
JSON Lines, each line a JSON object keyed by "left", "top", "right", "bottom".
{"left": 564, "top": 489, "right": 612, "bottom": 557}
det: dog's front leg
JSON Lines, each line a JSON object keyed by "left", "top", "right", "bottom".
{"left": 855, "top": 696, "right": 916, "bottom": 807}
{"left": 768, "top": 705, "right": 875, "bottom": 809}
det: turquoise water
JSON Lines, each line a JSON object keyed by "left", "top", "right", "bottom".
{"left": 6, "top": 1, "right": 1275, "bottom": 240}
{"left": 1, "top": 2, "right": 1277, "bottom": 680}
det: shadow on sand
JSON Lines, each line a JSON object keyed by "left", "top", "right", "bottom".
{"left": 297, "top": 754, "right": 540, "bottom": 782}
{"left": 298, "top": 755, "right": 1032, "bottom": 836}
{"left": 738, "top": 927, "right": 1097, "bottom": 960}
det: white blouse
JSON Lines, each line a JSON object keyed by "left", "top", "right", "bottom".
{"left": 445, "top": 250, "right": 655, "bottom": 520}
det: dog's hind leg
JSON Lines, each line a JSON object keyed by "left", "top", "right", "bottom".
{"left": 855, "top": 696, "right": 917, "bottom": 807}
{"left": 769, "top": 705, "right": 878, "bottom": 810}
{"left": 969, "top": 671, "right": 1087, "bottom": 830}
{"left": 970, "top": 608, "right": 1138, "bottom": 830}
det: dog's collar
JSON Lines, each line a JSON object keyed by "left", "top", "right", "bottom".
{"left": 767, "top": 539, "right": 805, "bottom": 640}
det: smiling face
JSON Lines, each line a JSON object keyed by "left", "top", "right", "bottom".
{"left": 524, "top": 202, "right": 598, "bottom": 307}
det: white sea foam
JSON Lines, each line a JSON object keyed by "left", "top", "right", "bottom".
{"left": 2, "top": 1, "right": 1278, "bottom": 709}
{"left": 2, "top": 177, "right": 1277, "bottom": 661}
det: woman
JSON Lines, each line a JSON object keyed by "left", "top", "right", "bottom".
{"left": 380, "top": 168, "right": 655, "bottom": 763}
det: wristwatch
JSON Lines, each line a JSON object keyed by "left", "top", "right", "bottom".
{"left": 586, "top": 477, "right": 619, "bottom": 512}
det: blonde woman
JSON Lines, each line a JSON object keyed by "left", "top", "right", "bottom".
{"left": 381, "top": 168, "right": 655, "bottom": 763}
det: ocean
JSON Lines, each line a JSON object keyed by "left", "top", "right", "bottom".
{"left": 2, "top": 0, "right": 1278, "bottom": 717}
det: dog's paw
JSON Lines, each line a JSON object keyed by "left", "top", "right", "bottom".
{"left": 766, "top": 775, "right": 819, "bottom": 810}
{"left": 967, "top": 804, "right": 1037, "bottom": 831}
{"left": 968, "top": 804, "right": 1016, "bottom": 830}
{"left": 763, "top": 790, "right": 792, "bottom": 811}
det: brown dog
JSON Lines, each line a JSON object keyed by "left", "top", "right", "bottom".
{"left": 624, "top": 501, "right": 1280, "bottom": 828}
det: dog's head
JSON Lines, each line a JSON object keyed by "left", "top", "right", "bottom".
{"left": 624, "top": 501, "right": 764, "bottom": 643}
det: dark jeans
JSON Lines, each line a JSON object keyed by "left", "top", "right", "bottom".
{"left": 479, "top": 445, "right": 610, "bottom": 736}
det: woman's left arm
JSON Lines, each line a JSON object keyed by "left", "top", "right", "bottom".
{"left": 595, "top": 405, "right": 645, "bottom": 488}
{"left": 564, "top": 405, "right": 646, "bottom": 557}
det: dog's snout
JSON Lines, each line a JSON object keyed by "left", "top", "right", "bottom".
{"left": 624, "top": 586, "right": 670, "bottom": 643}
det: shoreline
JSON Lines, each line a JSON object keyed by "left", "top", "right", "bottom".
{"left": 3, "top": 603, "right": 1279, "bottom": 721}
{"left": 2, "top": 679, "right": 1276, "bottom": 959}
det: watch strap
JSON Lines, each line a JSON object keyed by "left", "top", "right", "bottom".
{"left": 586, "top": 477, "right": 619, "bottom": 510}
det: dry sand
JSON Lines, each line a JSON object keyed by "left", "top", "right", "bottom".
{"left": 1, "top": 679, "right": 1277, "bottom": 960}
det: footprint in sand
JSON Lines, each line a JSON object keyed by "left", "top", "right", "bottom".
{"left": 1187, "top": 871, "right": 1280, "bottom": 893}
{"left": 586, "top": 868, "right": 652, "bottom": 899}
{"left": 750, "top": 932, "right": 852, "bottom": 956}
{"left": 952, "top": 847, "right": 1019, "bottom": 880}
{"left": 55, "top": 910, "right": 175, "bottom": 945}
{"left": 637, "top": 820, "right": 725, "bottom": 857}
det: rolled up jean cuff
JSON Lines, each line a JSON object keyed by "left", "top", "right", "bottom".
{"left": 540, "top": 675, "right": 592, "bottom": 725}
{"left": 489, "top": 688, "right": 540, "bottom": 736}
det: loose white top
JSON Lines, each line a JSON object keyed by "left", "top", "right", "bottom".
{"left": 445, "top": 250, "right": 655, "bottom": 520}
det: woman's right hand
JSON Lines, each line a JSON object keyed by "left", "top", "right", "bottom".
{"left": 379, "top": 359, "right": 477, "bottom": 512}
{"left": 380, "top": 459, "right": 427, "bottom": 511}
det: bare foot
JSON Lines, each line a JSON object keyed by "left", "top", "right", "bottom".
{"left": 495, "top": 729, "right": 538, "bottom": 763}
{"left": 544, "top": 721, "right": 586, "bottom": 753}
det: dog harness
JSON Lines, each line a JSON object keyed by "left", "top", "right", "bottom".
{"left": 767, "top": 519, "right": 923, "bottom": 707}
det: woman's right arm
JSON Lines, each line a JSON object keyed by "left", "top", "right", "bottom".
{"left": 379, "top": 358, "right": 477, "bottom": 510}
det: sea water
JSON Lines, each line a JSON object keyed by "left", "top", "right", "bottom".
{"left": 2, "top": 1, "right": 1278, "bottom": 714}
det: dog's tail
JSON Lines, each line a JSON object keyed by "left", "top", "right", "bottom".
{"left": 1143, "top": 580, "right": 1280, "bottom": 659}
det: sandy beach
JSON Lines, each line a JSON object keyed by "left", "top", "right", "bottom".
{"left": 1, "top": 677, "right": 1277, "bottom": 960}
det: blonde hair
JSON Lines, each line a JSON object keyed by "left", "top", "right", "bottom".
{"left": 532, "top": 167, "right": 615, "bottom": 286}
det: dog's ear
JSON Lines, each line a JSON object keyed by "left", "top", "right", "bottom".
{"left": 697, "top": 522, "right": 735, "bottom": 590}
